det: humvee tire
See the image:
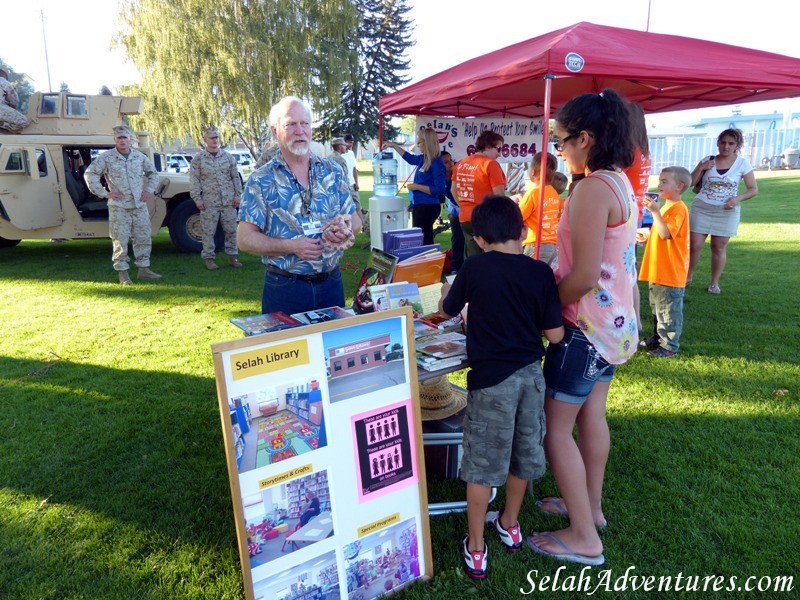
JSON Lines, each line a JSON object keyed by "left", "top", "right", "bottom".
{"left": 168, "top": 198, "right": 225, "bottom": 254}
{"left": 0, "top": 236, "right": 21, "bottom": 248}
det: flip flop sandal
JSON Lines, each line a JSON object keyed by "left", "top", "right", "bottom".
{"left": 707, "top": 284, "right": 721, "bottom": 294}
{"left": 535, "top": 498, "right": 608, "bottom": 529}
{"left": 527, "top": 533, "right": 605, "bottom": 566}
{"left": 535, "top": 498, "right": 569, "bottom": 518}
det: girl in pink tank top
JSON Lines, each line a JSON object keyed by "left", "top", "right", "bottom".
{"left": 553, "top": 170, "right": 639, "bottom": 363}
{"left": 528, "top": 89, "right": 638, "bottom": 567}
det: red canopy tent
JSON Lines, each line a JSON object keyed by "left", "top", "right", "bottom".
{"left": 379, "top": 21, "right": 800, "bottom": 257}
{"left": 380, "top": 21, "right": 800, "bottom": 119}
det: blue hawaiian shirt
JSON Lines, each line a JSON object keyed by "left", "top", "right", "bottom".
{"left": 239, "top": 152, "right": 355, "bottom": 274}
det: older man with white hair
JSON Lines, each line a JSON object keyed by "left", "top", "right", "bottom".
{"left": 238, "top": 96, "right": 361, "bottom": 314}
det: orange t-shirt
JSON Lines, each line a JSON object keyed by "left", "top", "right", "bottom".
{"left": 624, "top": 147, "right": 652, "bottom": 221}
{"left": 453, "top": 154, "right": 506, "bottom": 223}
{"left": 638, "top": 200, "right": 690, "bottom": 288}
{"left": 518, "top": 184, "right": 564, "bottom": 245}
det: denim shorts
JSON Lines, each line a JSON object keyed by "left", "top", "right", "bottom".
{"left": 544, "top": 326, "right": 616, "bottom": 404}
{"left": 460, "top": 362, "right": 547, "bottom": 487}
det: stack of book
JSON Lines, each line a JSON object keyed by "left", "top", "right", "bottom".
{"left": 291, "top": 306, "right": 354, "bottom": 324}
{"left": 230, "top": 312, "right": 303, "bottom": 336}
{"left": 415, "top": 330, "right": 468, "bottom": 372}
{"left": 383, "top": 228, "right": 423, "bottom": 254}
{"left": 392, "top": 247, "right": 446, "bottom": 288}
{"left": 384, "top": 227, "right": 446, "bottom": 287}
{"left": 416, "top": 311, "right": 464, "bottom": 332}
{"left": 231, "top": 306, "right": 354, "bottom": 335}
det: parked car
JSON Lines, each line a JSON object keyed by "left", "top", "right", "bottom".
{"left": 228, "top": 149, "right": 254, "bottom": 178}
{"left": 166, "top": 153, "right": 193, "bottom": 173}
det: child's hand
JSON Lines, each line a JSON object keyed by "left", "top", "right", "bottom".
{"left": 636, "top": 228, "right": 650, "bottom": 244}
{"left": 642, "top": 195, "right": 659, "bottom": 212}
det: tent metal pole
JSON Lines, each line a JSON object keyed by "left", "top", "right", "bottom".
{"left": 535, "top": 75, "right": 555, "bottom": 260}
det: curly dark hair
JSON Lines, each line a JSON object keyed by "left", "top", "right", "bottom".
{"left": 717, "top": 128, "right": 744, "bottom": 153}
{"left": 554, "top": 88, "right": 634, "bottom": 172}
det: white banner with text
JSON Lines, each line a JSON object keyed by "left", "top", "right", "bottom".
{"left": 415, "top": 115, "right": 545, "bottom": 164}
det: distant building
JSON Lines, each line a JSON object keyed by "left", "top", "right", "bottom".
{"left": 683, "top": 111, "right": 800, "bottom": 139}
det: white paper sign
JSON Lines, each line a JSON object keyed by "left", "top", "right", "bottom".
{"left": 415, "top": 115, "right": 545, "bottom": 164}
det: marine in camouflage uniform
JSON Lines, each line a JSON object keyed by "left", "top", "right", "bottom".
{"left": 330, "top": 137, "right": 368, "bottom": 235}
{"left": 190, "top": 125, "right": 243, "bottom": 269}
{"left": 328, "top": 137, "right": 349, "bottom": 179}
{"left": 0, "top": 69, "right": 30, "bottom": 132}
{"left": 84, "top": 125, "right": 161, "bottom": 284}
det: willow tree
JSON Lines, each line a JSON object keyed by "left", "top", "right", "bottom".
{"left": 117, "top": 0, "right": 358, "bottom": 153}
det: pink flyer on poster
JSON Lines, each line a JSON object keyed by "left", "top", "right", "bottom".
{"left": 351, "top": 399, "right": 418, "bottom": 503}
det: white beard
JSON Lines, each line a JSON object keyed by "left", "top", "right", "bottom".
{"left": 286, "top": 142, "right": 310, "bottom": 156}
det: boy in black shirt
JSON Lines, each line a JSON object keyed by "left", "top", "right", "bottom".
{"left": 439, "top": 195, "right": 563, "bottom": 579}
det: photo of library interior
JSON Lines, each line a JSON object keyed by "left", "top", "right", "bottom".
{"left": 344, "top": 518, "right": 420, "bottom": 599}
{"left": 244, "top": 470, "right": 333, "bottom": 567}
{"left": 253, "top": 550, "right": 341, "bottom": 600}
{"left": 229, "top": 378, "right": 328, "bottom": 472}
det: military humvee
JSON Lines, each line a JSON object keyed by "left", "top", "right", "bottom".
{"left": 0, "top": 91, "right": 216, "bottom": 252}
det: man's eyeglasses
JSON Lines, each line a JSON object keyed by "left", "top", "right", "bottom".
{"left": 553, "top": 132, "right": 580, "bottom": 152}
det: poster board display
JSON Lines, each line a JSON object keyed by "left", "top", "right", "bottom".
{"left": 212, "top": 308, "right": 432, "bottom": 600}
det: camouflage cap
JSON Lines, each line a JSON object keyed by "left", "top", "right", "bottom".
{"left": 113, "top": 125, "right": 133, "bottom": 138}
{"left": 331, "top": 137, "right": 346, "bottom": 146}
{"left": 203, "top": 125, "right": 220, "bottom": 138}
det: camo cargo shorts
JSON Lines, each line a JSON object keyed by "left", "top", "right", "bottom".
{"left": 459, "top": 362, "right": 546, "bottom": 487}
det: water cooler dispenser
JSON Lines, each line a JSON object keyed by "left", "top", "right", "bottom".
{"left": 369, "top": 151, "right": 407, "bottom": 250}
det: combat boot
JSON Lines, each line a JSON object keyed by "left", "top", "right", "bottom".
{"left": 205, "top": 259, "right": 219, "bottom": 270}
{"left": 137, "top": 267, "right": 162, "bottom": 280}
{"left": 229, "top": 255, "right": 242, "bottom": 268}
{"left": 118, "top": 270, "right": 133, "bottom": 285}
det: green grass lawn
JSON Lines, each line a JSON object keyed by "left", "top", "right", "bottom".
{"left": 1, "top": 171, "right": 798, "bottom": 598}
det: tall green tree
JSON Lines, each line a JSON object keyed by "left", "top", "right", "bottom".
{"left": 116, "top": 0, "right": 358, "bottom": 154}
{"left": 0, "top": 57, "right": 35, "bottom": 113}
{"left": 318, "top": 0, "right": 414, "bottom": 148}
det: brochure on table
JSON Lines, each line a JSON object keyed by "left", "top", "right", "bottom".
{"left": 212, "top": 307, "right": 432, "bottom": 600}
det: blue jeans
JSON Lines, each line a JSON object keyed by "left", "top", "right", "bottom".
{"left": 648, "top": 283, "right": 685, "bottom": 352}
{"left": 261, "top": 267, "right": 344, "bottom": 315}
{"left": 544, "top": 326, "right": 616, "bottom": 404}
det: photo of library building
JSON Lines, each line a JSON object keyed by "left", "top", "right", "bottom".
{"left": 253, "top": 550, "right": 341, "bottom": 600}
{"left": 327, "top": 334, "right": 390, "bottom": 378}
{"left": 244, "top": 471, "right": 333, "bottom": 568}
{"left": 230, "top": 379, "right": 328, "bottom": 473}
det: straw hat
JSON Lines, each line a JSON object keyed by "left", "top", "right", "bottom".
{"left": 418, "top": 375, "right": 467, "bottom": 421}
